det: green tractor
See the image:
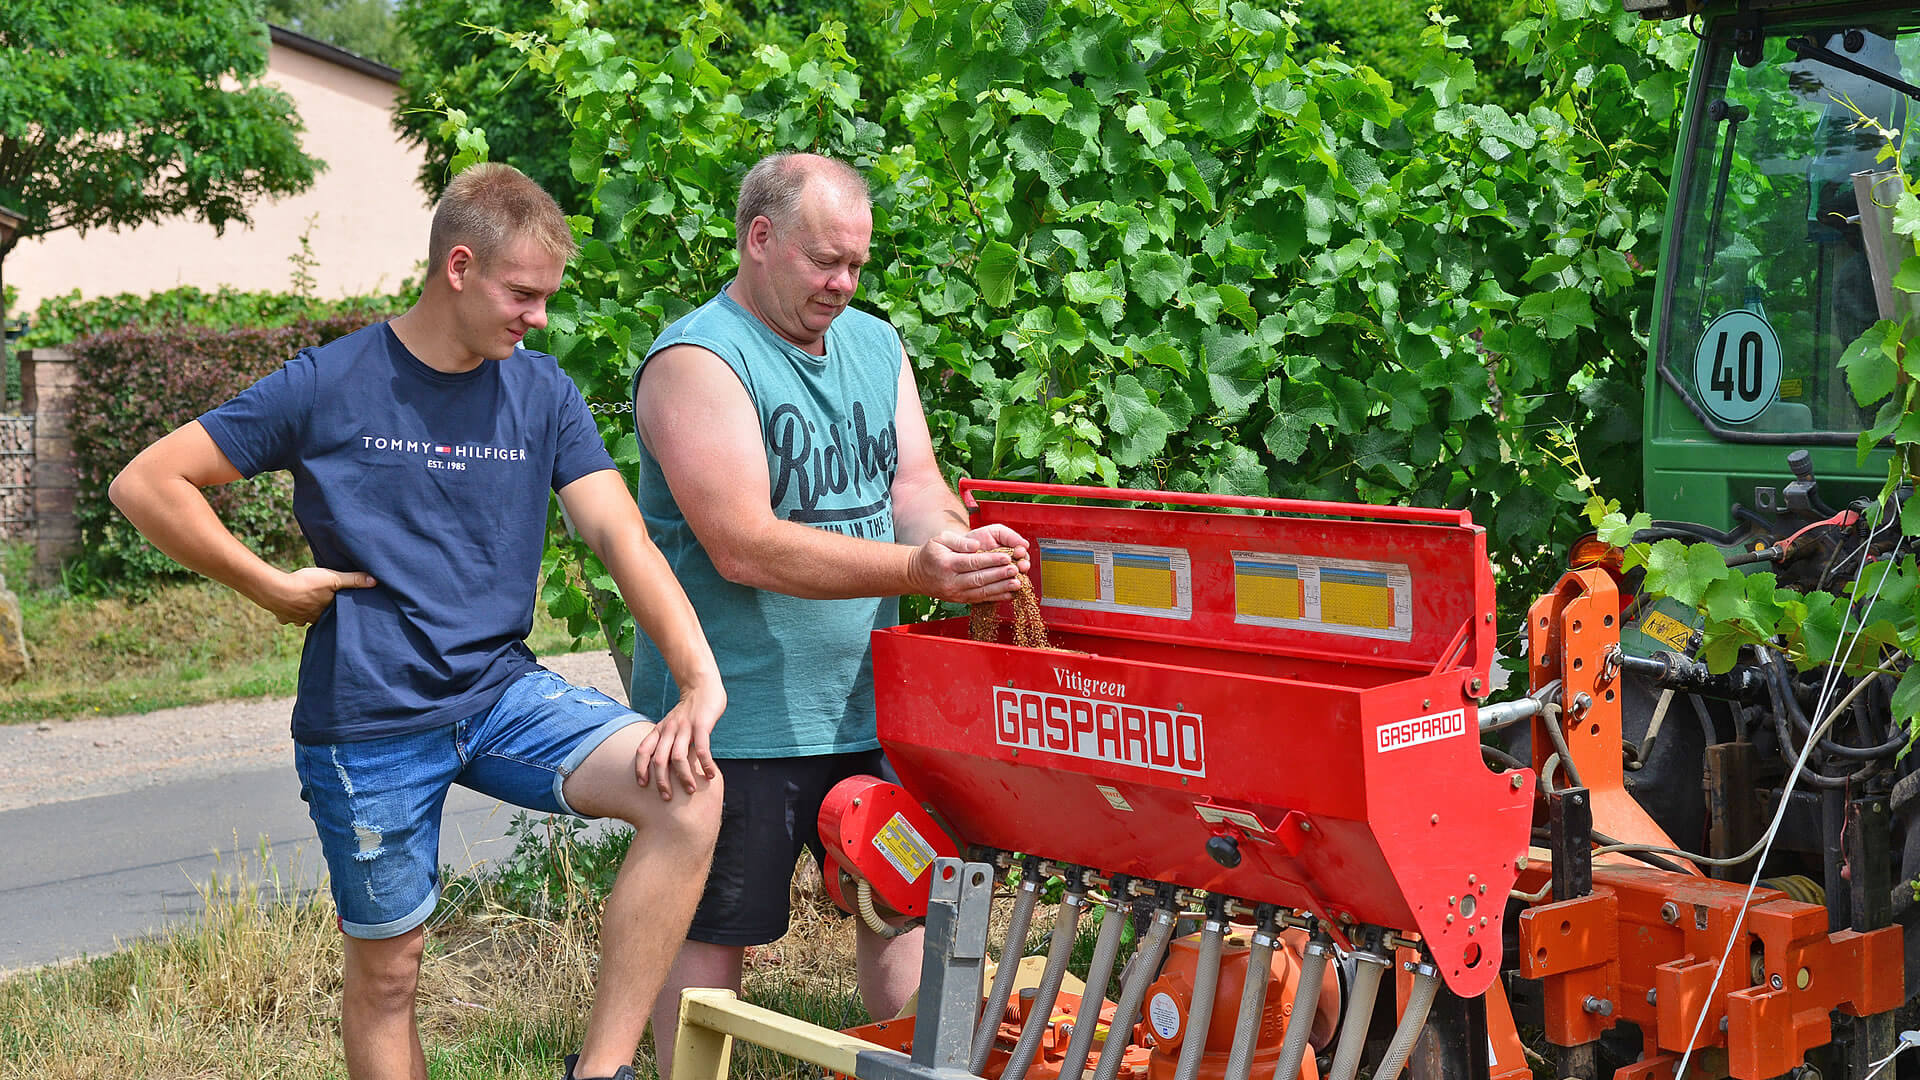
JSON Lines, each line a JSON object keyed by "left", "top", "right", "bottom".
{"left": 1519, "top": 1, "right": 1920, "bottom": 1074}
{"left": 1637, "top": 0, "right": 1909, "bottom": 527}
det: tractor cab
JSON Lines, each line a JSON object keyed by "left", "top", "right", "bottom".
{"left": 1642, "top": 0, "right": 1920, "bottom": 535}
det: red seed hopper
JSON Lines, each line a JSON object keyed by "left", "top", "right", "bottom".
{"left": 870, "top": 482, "right": 1533, "bottom": 995}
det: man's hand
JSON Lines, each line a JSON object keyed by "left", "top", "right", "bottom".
{"left": 907, "top": 524, "right": 1032, "bottom": 604}
{"left": 258, "top": 566, "right": 377, "bottom": 625}
{"left": 633, "top": 679, "right": 726, "bottom": 800}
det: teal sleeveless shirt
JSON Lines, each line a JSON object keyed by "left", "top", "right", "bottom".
{"left": 630, "top": 285, "right": 903, "bottom": 758}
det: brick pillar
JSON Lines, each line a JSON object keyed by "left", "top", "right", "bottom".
{"left": 22, "top": 349, "right": 77, "bottom": 584}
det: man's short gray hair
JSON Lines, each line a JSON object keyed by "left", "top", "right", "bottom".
{"left": 735, "top": 153, "right": 870, "bottom": 253}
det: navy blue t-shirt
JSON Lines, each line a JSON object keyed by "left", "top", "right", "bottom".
{"left": 198, "top": 323, "right": 615, "bottom": 744}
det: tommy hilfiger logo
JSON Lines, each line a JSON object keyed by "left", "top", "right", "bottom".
{"left": 361, "top": 436, "right": 529, "bottom": 470}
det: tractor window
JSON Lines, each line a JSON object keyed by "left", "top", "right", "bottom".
{"left": 1664, "top": 18, "right": 1920, "bottom": 436}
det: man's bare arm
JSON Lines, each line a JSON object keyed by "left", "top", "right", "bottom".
{"left": 108, "top": 421, "right": 373, "bottom": 624}
{"left": 559, "top": 468, "right": 725, "bottom": 799}
{"left": 634, "top": 344, "right": 1023, "bottom": 604}
{"left": 887, "top": 346, "right": 1030, "bottom": 542}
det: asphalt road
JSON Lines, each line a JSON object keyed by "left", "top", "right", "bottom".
{"left": 0, "top": 650, "right": 625, "bottom": 974}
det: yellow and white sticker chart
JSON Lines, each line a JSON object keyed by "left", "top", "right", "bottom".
{"left": 1231, "top": 551, "right": 1414, "bottom": 642}
{"left": 1036, "top": 538, "right": 1193, "bottom": 620}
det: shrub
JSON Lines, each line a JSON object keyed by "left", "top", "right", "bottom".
{"left": 66, "top": 316, "right": 382, "bottom": 585}
{"left": 17, "top": 285, "right": 410, "bottom": 350}
{"left": 485, "top": 0, "right": 1686, "bottom": 647}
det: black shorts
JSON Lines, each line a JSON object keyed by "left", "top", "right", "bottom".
{"left": 687, "top": 748, "right": 895, "bottom": 947}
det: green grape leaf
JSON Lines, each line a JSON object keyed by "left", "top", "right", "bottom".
{"left": 1645, "top": 539, "right": 1729, "bottom": 609}
{"left": 1207, "top": 444, "right": 1270, "bottom": 496}
{"left": 1893, "top": 256, "right": 1920, "bottom": 295}
{"left": 1795, "top": 590, "right": 1849, "bottom": 669}
{"left": 1841, "top": 321, "right": 1901, "bottom": 405}
{"left": 1130, "top": 251, "right": 1189, "bottom": 308}
{"left": 1518, "top": 287, "right": 1595, "bottom": 340}
{"left": 974, "top": 241, "right": 1021, "bottom": 308}
{"left": 1103, "top": 374, "right": 1178, "bottom": 467}
{"left": 1891, "top": 665, "right": 1920, "bottom": 727}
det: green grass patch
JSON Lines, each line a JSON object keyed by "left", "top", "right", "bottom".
{"left": 0, "top": 544, "right": 592, "bottom": 725}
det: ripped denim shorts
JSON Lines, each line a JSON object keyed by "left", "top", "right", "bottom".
{"left": 292, "top": 668, "right": 647, "bottom": 939}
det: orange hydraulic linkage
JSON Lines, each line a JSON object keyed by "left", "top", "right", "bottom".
{"left": 1526, "top": 567, "right": 1693, "bottom": 865}
{"left": 1517, "top": 568, "right": 1904, "bottom": 1078}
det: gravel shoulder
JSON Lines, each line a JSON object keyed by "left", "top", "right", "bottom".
{"left": 0, "top": 649, "right": 626, "bottom": 814}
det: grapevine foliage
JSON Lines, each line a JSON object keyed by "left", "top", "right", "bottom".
{"left": 447, "top": 0, "right": 1687, "bottom": 662}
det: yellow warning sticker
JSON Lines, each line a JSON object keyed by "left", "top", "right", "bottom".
{"left": 872, "top": 812, "right": 936, "bottom": 884}
{"left": 1640, "top": 610, "right": 1694, "bottom": 653}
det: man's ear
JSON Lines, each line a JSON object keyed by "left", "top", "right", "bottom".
{"left": 445, "top": 245, "right": 477, "bottom": 292}
{"left": 743, "top": 216, "right": 772, "bottom": 260}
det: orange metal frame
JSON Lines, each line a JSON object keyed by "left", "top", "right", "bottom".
{"left": 1518, "top": 569, "right": 1904, "bottom": 1078}
{"left": 1513, "top": 864, "right": 1902, "bottom": 1079}
{"left": 1526, "top": 568, "right": 1695, "bottom": 866}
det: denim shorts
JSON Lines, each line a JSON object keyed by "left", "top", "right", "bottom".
{"left": 293, "top": 669, "right": 647, "bottom": 939}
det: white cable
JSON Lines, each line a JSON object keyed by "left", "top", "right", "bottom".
{"left": 1672, "top": 510, "right": 1898, "bottom": 1080}
{"left": 1862, "top": 1030, "right": 1920, "bottom": 1080}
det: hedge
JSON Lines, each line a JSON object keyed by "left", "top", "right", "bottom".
{"left": 20, "top": 286, "right": 410, "bottom": 350}
{"left": 67, "top": 316, "right": 383, "bottom": 585}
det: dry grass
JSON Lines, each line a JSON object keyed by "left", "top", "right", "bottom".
{"left": 0, "top": 576, "right": 307, "bottom": 722}
{"left": 0, "top": 843, "right": 612, "bottom": 1080}
{"left": 1, "top": 849, "right": 348, "bottom": 1078}
{"left": 0, "top": 844, "right": 907, "bottom": 1080}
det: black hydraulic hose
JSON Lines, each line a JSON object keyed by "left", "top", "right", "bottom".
{"left": 1852, "top": 685, "right": 1906, "bottom": 756}
{"left": 1758, "top": 645, "right": 1881, "bottom": 780}
{"left": 1481, "top": 743, "right": 1527, "bottom": 773}
{"left": 1785, "top": 673, "right": 1904, "bottom": 760}
{"left": 1639, "top": 520, "right": 1748, "bottom": 546}
{"left": 1761, "top": 654, "right": 1872, "bottom": 789}
{"left": 1530, "top": 826, "right": 1691, "bottom": 876}
{"left": 1690, "top": 693, "right": 1719, "bottom": 749}
{"left": 1617, "top": 652, "right": 1769, "bottom": 704}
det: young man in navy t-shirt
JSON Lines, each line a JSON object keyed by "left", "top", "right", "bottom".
{"left": 110, "top": 163, "right": 724, "bottom": 1080}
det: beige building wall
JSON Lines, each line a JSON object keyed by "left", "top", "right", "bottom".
{"left": 10, "top": 31, "right": 432, "bottom": 312}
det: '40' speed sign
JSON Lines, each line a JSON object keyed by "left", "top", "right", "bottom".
{"left": 1691, "top": 309, "right": 1781, "bottom": 425}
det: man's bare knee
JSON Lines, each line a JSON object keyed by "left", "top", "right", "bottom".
{"left": 344, "top": 932, "right": 425, "bottom": 1011}
{"left": 628, "top": 769, "right": 723, "bottom": 849}
{"left": 584, "top": 765, "right": 723, "bottom": 864}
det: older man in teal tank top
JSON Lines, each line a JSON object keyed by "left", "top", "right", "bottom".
{"left": 631, "top": 152, "right": 1031, "bottom": 1073}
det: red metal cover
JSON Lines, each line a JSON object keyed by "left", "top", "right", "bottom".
{"left": 818, "top": 775, "right": 958, "bottom": 918}
{"left": 872, "top": 482, "right": 1533, "bottom": 995}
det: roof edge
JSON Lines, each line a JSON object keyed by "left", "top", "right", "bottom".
{"left": 268, "top": 24, "right": 401, "bottom": 84}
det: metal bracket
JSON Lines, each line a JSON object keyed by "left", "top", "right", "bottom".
{"left": 1548, "top": 787, "right": 1594, "bottom": 902}
{"left": 856, "top": 1052, "right": 982, "bottom": 1080}
{"left": 904, "top": 856, "right": 994, "bottom": 1073}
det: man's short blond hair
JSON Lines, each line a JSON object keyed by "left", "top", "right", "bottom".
{"left": 427, "top": 163, "right": 577, "bottom": 271}
{"left": 735, "top": 153, "right": 870, "bottom": 253}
